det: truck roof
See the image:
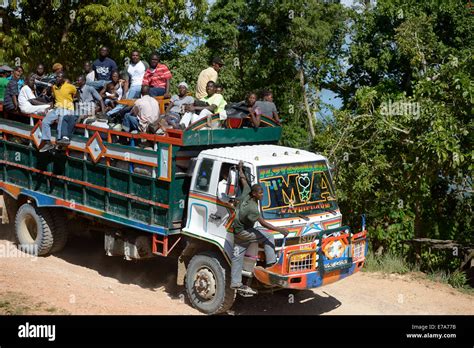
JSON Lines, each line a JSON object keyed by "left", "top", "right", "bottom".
{"left": 201, "top": 144, "right": 327, "bottom": 166}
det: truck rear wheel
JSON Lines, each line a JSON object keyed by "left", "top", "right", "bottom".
{"left": 185, "top": 252, "right": 235, "bottom": 315}
{"left": 15, "top": 203, "right": 54, "bottom": 256}
{"left": 49, "top": 210, "right": 68, "bottom": 253}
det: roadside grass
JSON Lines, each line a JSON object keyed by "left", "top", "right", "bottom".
{"left": 362, "top": 251, "right": 473, "bottom": 293}
{"left": 363, "top": 250, "right": 418, "bottom": 274}
{"left": 0, "top": 291, "right": 68, "bottom": 315}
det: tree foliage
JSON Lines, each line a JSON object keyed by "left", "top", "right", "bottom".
{"left": 0, "top": 0, "right": 207, "bottom": 76}
{"left": 314, "top": 0, "right": 473, "bottom": 252}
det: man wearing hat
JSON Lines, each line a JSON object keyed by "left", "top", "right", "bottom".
{"left": 163, "top": 82, "right": 194, "bottom": 129}
{"left": 195, "top": 57, "right": 224, "bottom": 99}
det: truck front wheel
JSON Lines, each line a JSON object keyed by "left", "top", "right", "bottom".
{"left": 185, "top": 252, "right": 236, "bottom": 315}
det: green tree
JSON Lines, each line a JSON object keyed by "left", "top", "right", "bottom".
{"left": 0, "top": 0, "right": 207, "bottom": 77}
{"left": 315, "top": 0, "right": 473, "bottom": 253}
{"left": 200, "top": 0, "right": 348, "bottom": 147}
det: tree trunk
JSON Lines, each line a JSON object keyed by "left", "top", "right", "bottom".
{"left": 298, "top": 68, "right": 316, "bottom": 139}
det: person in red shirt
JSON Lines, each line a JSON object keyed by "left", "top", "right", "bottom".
{"left": 142, "top": 53, "right": 172, "bottom": 98}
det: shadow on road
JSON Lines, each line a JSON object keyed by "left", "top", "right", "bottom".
{"left": 230, "top": 289, "right": 341, "bottom": 315}
{"left": 1, "top": 223, "right": 343, "bottom": 315}
{"left": 0, "top": 223, "right": 181, "bottom": 294}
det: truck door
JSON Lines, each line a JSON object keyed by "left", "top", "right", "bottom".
{"left": 185, "top": 157, "right": 218, "bottom": 236}
{"left": 184, "top": 158, "right": 239, "bottom": 259}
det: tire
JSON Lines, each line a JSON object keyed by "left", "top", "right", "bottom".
{"left": 48, "top": 209, "right": 68, "bottom": 253}
{"left": 15, "top": 203, "right": 54, "bottom": 256}
{"left": 185, "top": 251, "right": 236, "bottom": 315}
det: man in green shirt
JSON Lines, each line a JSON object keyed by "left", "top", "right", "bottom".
{"left": 0, "top": 69, "right": 10, "bottom": 102}
{"left": 181, "top": 81, "right": 227, "bottom": 129}
{"left": 230, "top": 161, "right": 289, "bottom": 295}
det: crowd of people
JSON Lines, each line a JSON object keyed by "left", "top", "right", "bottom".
{"left": 0, "top": 47, "right": 282, "bottom": 152}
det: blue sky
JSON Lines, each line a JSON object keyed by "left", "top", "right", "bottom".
{"left": 318, "top": 0, "right": 355, "bottom": 119}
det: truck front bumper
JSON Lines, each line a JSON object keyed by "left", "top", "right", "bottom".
{"left": 253, "top": 229, "right": 368, "bottom": 290}
{"left": 253, "top": 258, "right": 366, "bottom": 290}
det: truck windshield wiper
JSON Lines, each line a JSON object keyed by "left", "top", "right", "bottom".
{"left": 266, "top": 209, "right": 309, "bottom": 221}
{"left": 292, "top": 212, "right": 309, "bottom": 221}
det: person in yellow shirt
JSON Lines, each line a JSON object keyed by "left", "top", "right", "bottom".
{"left": 40, "top": 72, "right": 77, "bottom": 152}
{"left": 195, "top": 57, "right": 224, "bottom": 99}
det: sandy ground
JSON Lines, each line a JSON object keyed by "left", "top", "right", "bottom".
{"left": 0, "top": 223, "right": 473, "bottom": 315}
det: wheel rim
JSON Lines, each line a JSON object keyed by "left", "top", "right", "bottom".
{"left": 193, "top": 267, "right": 217, "bottom": 301}
{"left": 19, "top": 214, "right": 38, "bottom": 243}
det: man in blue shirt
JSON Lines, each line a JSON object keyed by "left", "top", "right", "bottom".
{"left": 87, "top": 46, "right": 118, "bottom": 90}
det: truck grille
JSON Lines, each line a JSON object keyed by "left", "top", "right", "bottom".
{"left": 352, "top": 240, "right": 365, "bottom": 261}
{"left": 288, "top": 250, "right": 317, "bottom": 273}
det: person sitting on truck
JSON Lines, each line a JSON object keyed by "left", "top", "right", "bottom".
{"left": 142, "top": 53, "right": 172, "bottom": 98}
{"left": 84, "top": 61, "right": 95, "bottom": 83}
{"left": 18, "top": 74, "right": 52, "bottom": 114}
{"left": 7, "top": 66, "right": 25, "bottom": 92}
{"left": 32, "top": 64, "right": 48, "bottom": 96}
{"left": 76, "top": 75, "right": 106, "bottom": 117}
{"left": 3, "top": 67, "right": 23, "bottom": 112}
{"left": 39, "top": 71, "right": 77, "bottom": 153}
{"left": 122, "top": 85, "right": 159, "bottom": 134}
{"left": 255, "top": 90, "right": 281, "bottom": 124}
{"left": 55, "top": 75, "right": 107, "bottom": 147}
{"left": 103, "top": 82, "right": 119, "bottom": 110}
{"left": 87, "top": 46, "right": 118, "bottom": 91}
{"left": 230, "top": 161, "right": 289, "bottom": 295}
{"left": 246, "top": 92, "right": 262, "bottom": 128}
{"left": 0, "top": 68, "right": 10, "bottom": 102}
{"left": 163, "top": 82, "right": 194, "bottom": 129}
{"left": 126, "top": 50, "right": 147, "bottom": 99}
{"left": 180, "top": 81, "right": 227, "bottom": 129}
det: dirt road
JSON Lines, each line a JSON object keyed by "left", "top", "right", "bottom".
{"left": 0, "top": 223, "right": 473, "bottom": 315}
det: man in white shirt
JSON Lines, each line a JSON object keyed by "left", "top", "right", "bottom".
{"left": 217, "top": 164, "right": 235, "bottom": 204}
{"left": 84, "top": 62, "right": 95, "bottom": 83}
{"left": 126, "top": 50, "right": 147, "bottom": 99}
{"left": 122, "top": 85, "right": 159, "bottom": 133}
{"left": 18, "top": 74, "right": 51, "bottom": 114}
{"left": 195, "top": 57, "right": 224, "bottom": 99}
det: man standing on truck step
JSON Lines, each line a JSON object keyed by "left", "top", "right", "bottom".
{"left": 230, "top": 161, "right": 289, "bottom": 295}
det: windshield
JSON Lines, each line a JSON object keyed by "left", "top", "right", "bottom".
{"left": 258, "top": 161, "right": 338, "bottom": 220}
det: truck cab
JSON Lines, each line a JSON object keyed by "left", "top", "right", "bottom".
{"left": 181, "top": 144, "right": 367, "bottom": 314}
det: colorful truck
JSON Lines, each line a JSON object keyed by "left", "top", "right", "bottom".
{"left": 0, "top": 104, "right": 368, "bottom": 314}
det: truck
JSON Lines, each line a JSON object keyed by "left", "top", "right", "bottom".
{"left": 0, "top": 102, "right": 368, "bottom": 314}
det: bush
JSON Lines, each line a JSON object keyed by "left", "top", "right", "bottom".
{"left": 424, "top": 270, "right": 468, "bottom": 289}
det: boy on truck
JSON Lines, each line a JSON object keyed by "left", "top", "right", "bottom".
{"left": 230, "top": 161, "right": 289, "bottom": 295}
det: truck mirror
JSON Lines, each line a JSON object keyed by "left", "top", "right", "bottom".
{"left": 226, "top": 167, "right": 239, "bottom": 198}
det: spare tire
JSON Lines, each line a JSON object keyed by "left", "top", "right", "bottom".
{"left": 14, "top": 203, "right": 54, "bottom": 256}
